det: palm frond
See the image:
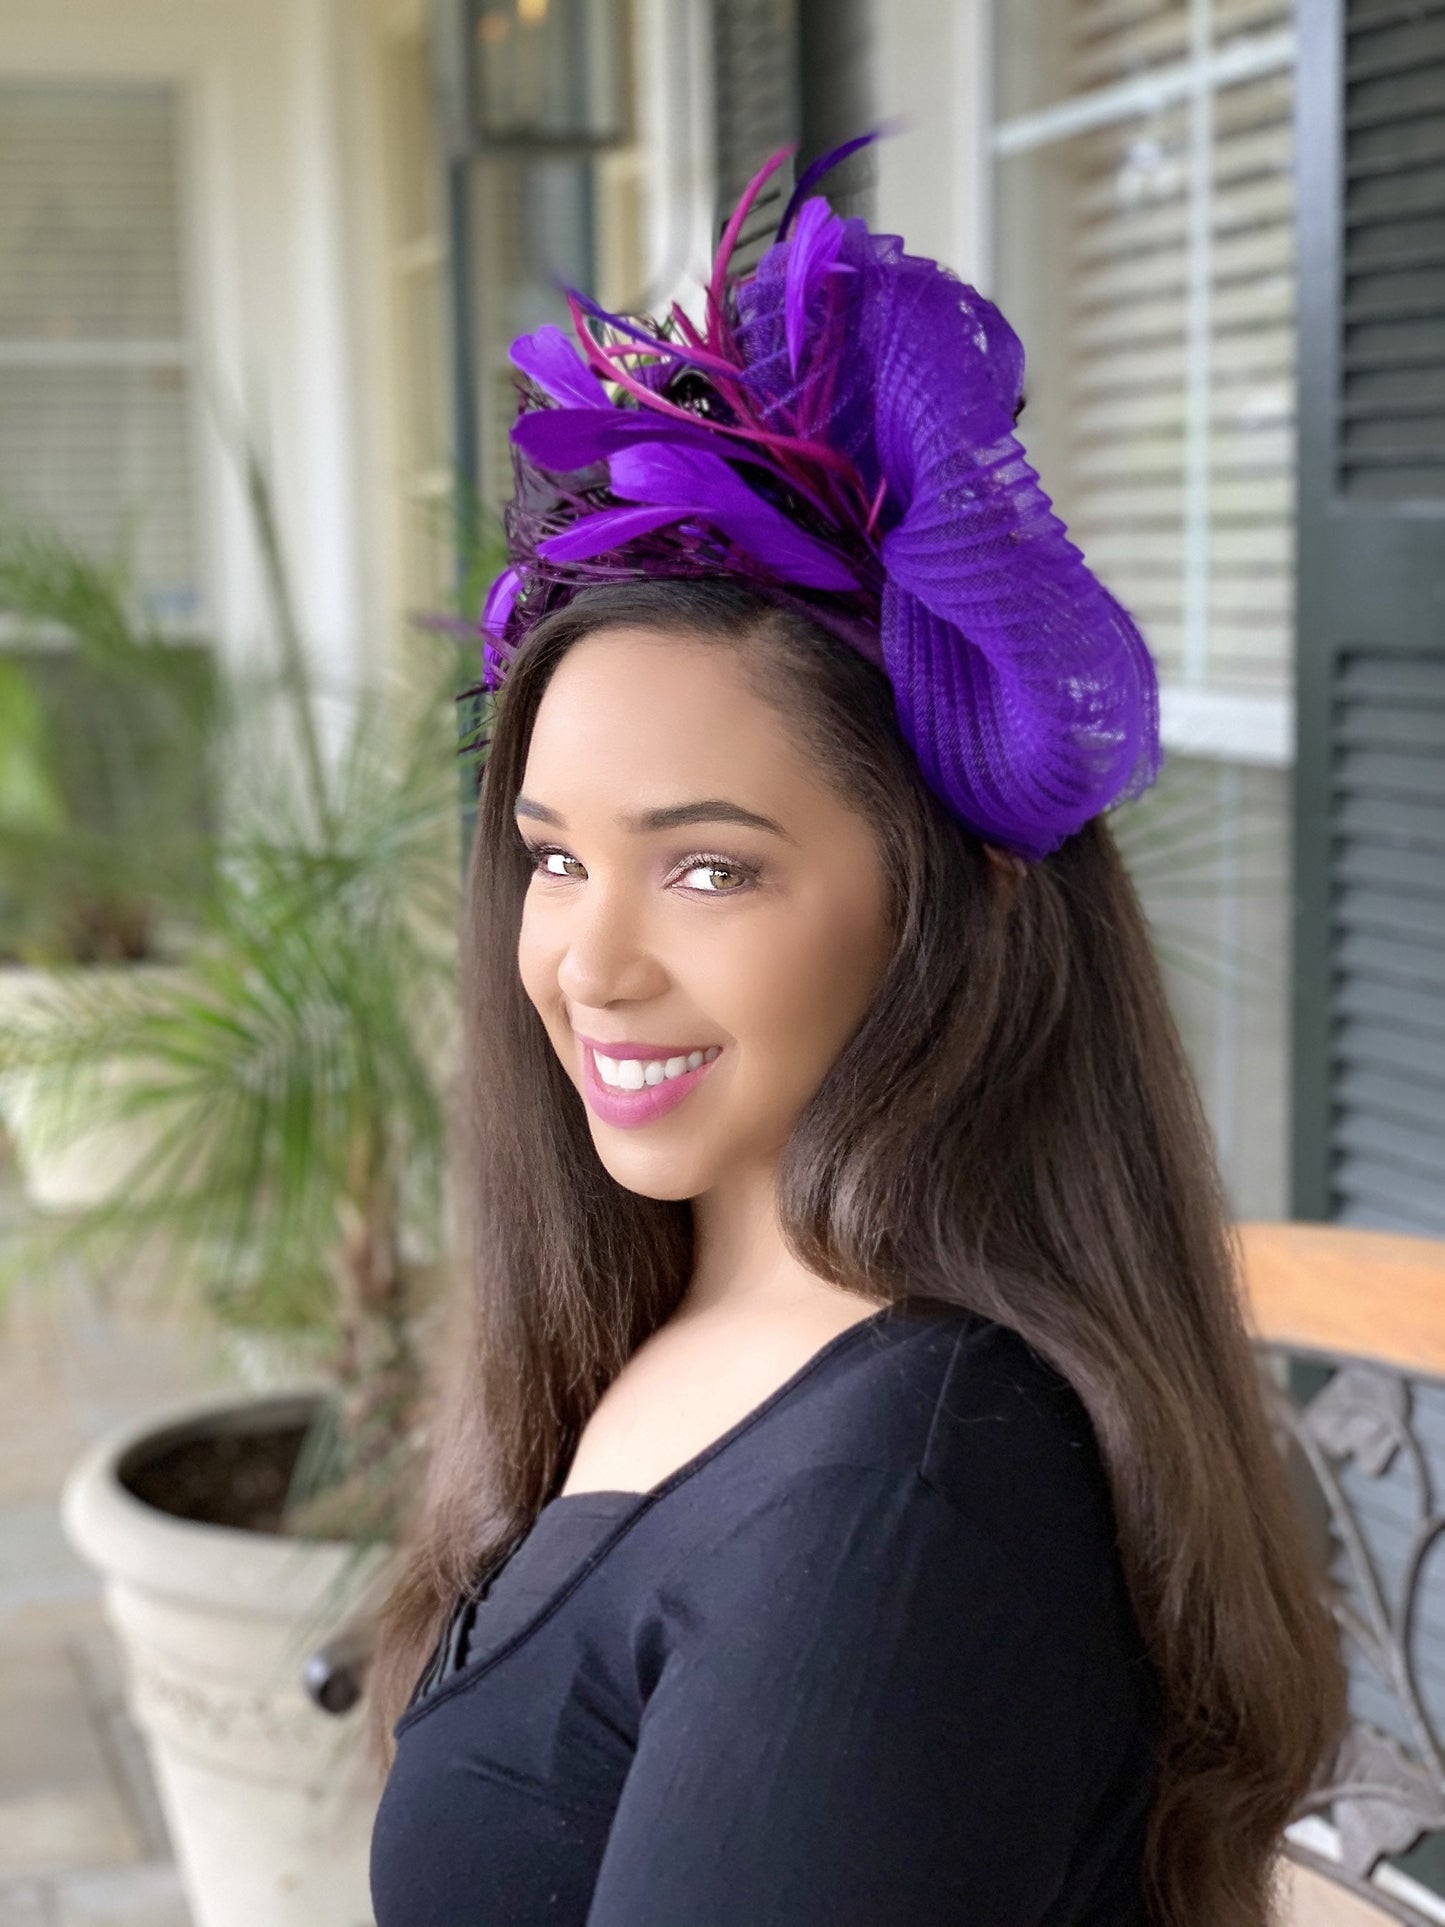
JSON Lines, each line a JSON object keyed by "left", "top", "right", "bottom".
{"left": 0, "top": 458, "right": 472, "bottom": 1545}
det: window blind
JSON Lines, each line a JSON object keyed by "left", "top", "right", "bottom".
{"left": 995, "top": 2, "right": 1296, "bottom": 697}
{"left": 992, "top": 0, "right": 1300, "bottom": 1219}
{"left": 0, "top": 82, "right": 201, "bottom": 628}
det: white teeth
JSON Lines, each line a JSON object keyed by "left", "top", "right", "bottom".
{"left": 594, "top": 1046, "right": 720, "bottom": 1089}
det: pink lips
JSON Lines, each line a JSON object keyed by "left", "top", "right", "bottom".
{"left": 577, "top": 1037, "right": 720, "bottom": 1130}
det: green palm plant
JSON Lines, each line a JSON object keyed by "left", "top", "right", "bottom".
{"left": 0, "top": 452, "right": 471, "bottom": 1543}
{"left": 0, "top": 656, "right": 66, "bottom": 841}
{"left": 0, "top": 521, "right": 217, "bottom": 963}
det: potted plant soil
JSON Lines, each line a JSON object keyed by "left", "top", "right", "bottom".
{"left": 3, "top": 460, "right": 467, "bottom": 1927}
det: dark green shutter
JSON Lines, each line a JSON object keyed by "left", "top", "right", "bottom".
{"left": 1292, "top": 0, "right": 1445, "bottom": 1234}
{"left": 1293, "top": 0, "right": 1445, "bottom": 1897}
{"left": 797, "top": 0, "right": 875, "bottom": 219}
{"left": 711, "top": 0, "right": 799, "bottom": 271}
{"left": 710, "top": 0, "right": 875, "bottom": 267}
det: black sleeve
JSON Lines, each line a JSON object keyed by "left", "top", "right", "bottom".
{"left": 584, "top": 1464, "right": 1088, "bottom": 1927}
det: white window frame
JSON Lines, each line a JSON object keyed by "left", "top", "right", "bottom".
{"left": 981, "top": 0, "right": 1299, "bottom": 769}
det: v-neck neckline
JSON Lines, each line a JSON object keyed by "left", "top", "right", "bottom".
{"left": 542, "top": 1297, "right": 910, "bottom": 1513}
{"left": 395, "top": 1298, "right": 937, "bottom": 1738}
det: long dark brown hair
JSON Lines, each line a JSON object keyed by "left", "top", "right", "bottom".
{"left": 369, "top": 576, "right": 1346, "bottom": 1926}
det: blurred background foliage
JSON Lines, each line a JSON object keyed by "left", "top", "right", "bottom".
{"left": 0, "top": 524, "right": 218, "bottom": 965}
{"left": 0, "top": 454, "right": 479, "bottom": 1543}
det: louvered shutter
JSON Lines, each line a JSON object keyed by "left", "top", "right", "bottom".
{"left": 711, "top": 0, "right": 799, "bottom": 272}
{"left": 0, "top": 82, "right": 201, "bottom": 627}
{"left": 1292, "top": 5, "right": 1445, "bottom": 1888}
{"left": 796, "top": 0, "right": 874, "bottom": 220}
{"left": 1292, "top": 0, "right": 1445, "bottom": 1234}
{"left": 710, "top": 0, "right": 874, "bottom": 263}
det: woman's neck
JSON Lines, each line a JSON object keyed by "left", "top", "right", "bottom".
{"left": 681, "top": 1167, "right": 877, "bottom": 1324}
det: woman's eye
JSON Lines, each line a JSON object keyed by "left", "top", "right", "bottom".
{"left": 677, "top": 858, "right": 754, "bottom": 894}
{"left": 529, "top": 847, "right": 582, "bottom": 880}
{"left": 520, "top": 841, "right": 756, "bottom": 894}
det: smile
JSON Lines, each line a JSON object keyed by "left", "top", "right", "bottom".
{"left": 592, "top": 1046, "right": 720, "bottom": 1089}
{"left": 577, "top": 1040, "right": 723, "bottom": 1130}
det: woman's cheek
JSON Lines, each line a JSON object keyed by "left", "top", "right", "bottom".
{"left": 515, "top": 912, "right": 556, "bottom": 1020}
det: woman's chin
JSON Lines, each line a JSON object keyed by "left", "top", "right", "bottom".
{"left": 591, "top": 1138, "right": 710, "bottom": 1203}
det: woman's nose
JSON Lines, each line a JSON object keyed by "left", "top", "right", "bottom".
{"left": 554, "top": 884, "right": 666, "bottom": 1007}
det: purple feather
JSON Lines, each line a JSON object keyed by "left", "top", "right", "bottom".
{"left": 778, "top": 131, "right": 883, "bottom": 238}
{"left": 513, "top": 408, "right": 732, "bottom": 474}
{"left": 783, "top": 199, "right": 847, "bottom": 375}
{"left": 538, "top": 506, "right": 688, "bottom": 563}
{"left": 482, "top": 565, "right": 520, "bottom": 635}
{"left": 512, "top": 407, "right": 847, "bottom": 532}
{"left": 510, "top": 325, "right": 609, "bottom": 409}
{"left": 608, "top": 444, "right": 858, "bottom": 592}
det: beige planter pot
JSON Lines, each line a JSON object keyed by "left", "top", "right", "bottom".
{"left": 0, "top": 964, "right": 176, "bottom": 1212}
{"left": 61, "top": 1390, "right": 391, "bottom": 1927}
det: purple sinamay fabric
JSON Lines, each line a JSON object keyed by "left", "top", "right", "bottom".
{"left": 472, "top": 142, "right": 1163, "bottom": 861}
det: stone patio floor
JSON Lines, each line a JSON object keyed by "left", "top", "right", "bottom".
{"left": 0, "top": 1194, "right": 235, "bottom": 1927}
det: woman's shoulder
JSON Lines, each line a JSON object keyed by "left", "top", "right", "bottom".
{"left": 806, "top": 1300, "right": 1138, "bottom": 1662}
{"left": 622, "top": 1300, "right": 1152, "bottom": 1720}
{"left": 615, "top": 1296, "right": 1131, "bottom": 1651}
{"left": 819, "top": 1297, "right": 1106, "bottom": 1498}
{"left": 907, "top": 1304, "right": 1111, "bottom": 1516}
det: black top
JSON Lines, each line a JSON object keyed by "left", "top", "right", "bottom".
{"left": 370, "top": 1299, "right": 1162, "bottom": 1926}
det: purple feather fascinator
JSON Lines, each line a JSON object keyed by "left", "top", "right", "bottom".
{"left": 475, "top": 143, "right": 1162, "bottom": 860}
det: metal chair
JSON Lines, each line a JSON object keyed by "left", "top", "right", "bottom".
{"left": 1239, "top": 1222, "right": 1445, "bottom": 1926}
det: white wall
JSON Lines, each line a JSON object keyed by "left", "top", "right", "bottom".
{"left": 870, "top": 0, "right": 989, "bottom": 287}
{"left": 633, "top": 0, "right": 715, "bottom": 318}
{"left": 0, "top": 0, "right": 392, "bottom": 710}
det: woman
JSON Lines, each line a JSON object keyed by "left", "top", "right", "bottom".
{"left": 368, "top": 147, "right": 1347, "bottom": 1926}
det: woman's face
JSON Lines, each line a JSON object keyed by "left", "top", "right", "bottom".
{"left": 515, "top": 625, "right": 895, "bottom": 1202}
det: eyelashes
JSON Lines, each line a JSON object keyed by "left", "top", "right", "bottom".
{"left": 517, "top": 839, "right": 761, "bottom": 896}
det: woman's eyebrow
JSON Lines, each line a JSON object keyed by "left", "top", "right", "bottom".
{"left": 514, "top": 796, "right": 796, "bottom": 842}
